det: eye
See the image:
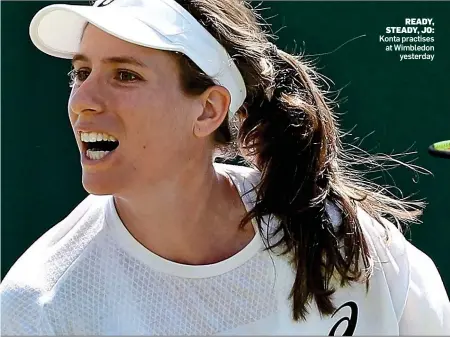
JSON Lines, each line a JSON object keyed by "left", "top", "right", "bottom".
{"left": 68, "top": 69, "right": 90, "bottom": 87}
{"left": 116, "top": 70, "right": 141, "bottom": 82}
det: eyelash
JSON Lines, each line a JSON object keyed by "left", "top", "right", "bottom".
{"left": 68, "top": 68, "right": 142, "bottom": 87}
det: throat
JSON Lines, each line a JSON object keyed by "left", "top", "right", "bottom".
{"left": 116, "top": 203, "right": 255, "bottom": 265}
{"left": 111, "top": 167, "right": 254, "bottom": 265}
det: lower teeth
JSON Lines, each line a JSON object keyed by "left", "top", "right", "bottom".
{"left": 86, "top": 150, "right": 110, "bottom": 160}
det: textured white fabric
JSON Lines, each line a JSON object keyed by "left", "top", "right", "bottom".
{"left": 1, "top": 163, "right": 449, "bottom": 335}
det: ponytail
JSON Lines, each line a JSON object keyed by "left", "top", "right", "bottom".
{"left": 239, "top": 44, "right": 375, "bottom": 320}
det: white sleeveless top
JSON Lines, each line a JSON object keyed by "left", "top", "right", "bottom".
{"left": 1, "top": 163, "right": 449, "bottom": 335}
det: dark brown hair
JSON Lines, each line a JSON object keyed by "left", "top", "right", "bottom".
{"left": 174, "top": 0, "right": 425, "bottom": 321}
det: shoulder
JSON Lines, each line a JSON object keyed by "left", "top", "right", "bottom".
{"left": 398, "top": 242, "right": 450, "bottom": 333}
{"left": 0, "top": 194, "right": 110, "bottom": 335}
{"left": 214, "top": 162, "right": 261, "bottom": 199}
{"left": 355, "top": 207, "right": 450, "bottom": 331}
{"left": 214, "top": 162, "right": 261, "bottom": 184}
{"left": 2, "top": 194, "right": 110, "bottom": 286}
{"left": 324, "top": 202, "right": 411, "bottom": 321}
{"left": 355, "top": 208, "right": 410, "bottom": 320}
{"left": 326, "top": 201, "right": 409, "bottom": 266}
{"left": 355, "top": 207, "right": 409, "bottom": 268}
{"left": 0, "top": 280, "right": 54, "bottom": 335}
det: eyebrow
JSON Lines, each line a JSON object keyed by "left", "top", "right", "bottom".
{"left": 71, "top": 54, "right": 147, "bottom": 68}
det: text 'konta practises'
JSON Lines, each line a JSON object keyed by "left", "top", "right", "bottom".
{"left": 379, "top": 18, "right": 435, "bottom": 62}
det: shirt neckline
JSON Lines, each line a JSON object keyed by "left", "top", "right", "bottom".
{"left": 105, "top": 163, "right": 263, "bottom": 279}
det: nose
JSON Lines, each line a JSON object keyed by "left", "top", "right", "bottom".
{"left": 68, "top": 76, "right": 105, "bottom": 117}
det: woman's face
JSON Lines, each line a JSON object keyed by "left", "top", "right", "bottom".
{"left": 68, "top": 24, "right": 205, "bottom": 195}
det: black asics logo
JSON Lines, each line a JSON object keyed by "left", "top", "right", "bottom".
{"left": 96, "top": 0, "right": 115, "bottom": 7}
{"left": 328, "top": 301, "right": 358, "bottom": 336}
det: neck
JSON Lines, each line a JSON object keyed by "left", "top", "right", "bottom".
{"left": 113, "top": 160, "right": 253, "bottom": 265}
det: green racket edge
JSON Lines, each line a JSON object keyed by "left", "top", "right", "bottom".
{"left": 428, "top": 140, "right": 450, "bottom": 159}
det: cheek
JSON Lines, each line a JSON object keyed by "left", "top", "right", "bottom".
{"left": 124, "top": 88, "right": 194, "bottom": 145}
{"left": 134, "top": 108, "right": 188, "bottom": 153}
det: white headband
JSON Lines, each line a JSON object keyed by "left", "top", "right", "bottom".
{"left": 29, "top": 0, "right": 247, "bottom": 116}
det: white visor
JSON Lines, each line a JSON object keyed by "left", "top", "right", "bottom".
{"left": 29, "top": 0, "right": 247, "bottom": 116}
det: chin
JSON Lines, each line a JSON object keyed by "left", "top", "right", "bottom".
{"left": 81, "top": 173, "right": 120, "bottom": 196}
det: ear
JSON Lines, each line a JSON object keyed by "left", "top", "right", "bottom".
{"left": 193, "top": 85, "right": 231, "bottom": 138}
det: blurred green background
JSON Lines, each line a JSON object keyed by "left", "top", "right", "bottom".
{"left": 2, "top": 1, "right": 449, "bottom": 291}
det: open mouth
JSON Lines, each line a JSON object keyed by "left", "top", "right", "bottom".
{"left": 80, "top": 132, "right": 119, "bottom": 160}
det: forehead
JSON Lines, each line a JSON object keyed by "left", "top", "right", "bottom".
{"left": 75, "top": 24, "right": 182, "bottom": 76}
{"left": 79, "top": 24, "right": 147, "bottom": 55}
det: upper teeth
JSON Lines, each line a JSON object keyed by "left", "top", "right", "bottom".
{"left": 80, "top": 132, "right": 117, "bottom": 142}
